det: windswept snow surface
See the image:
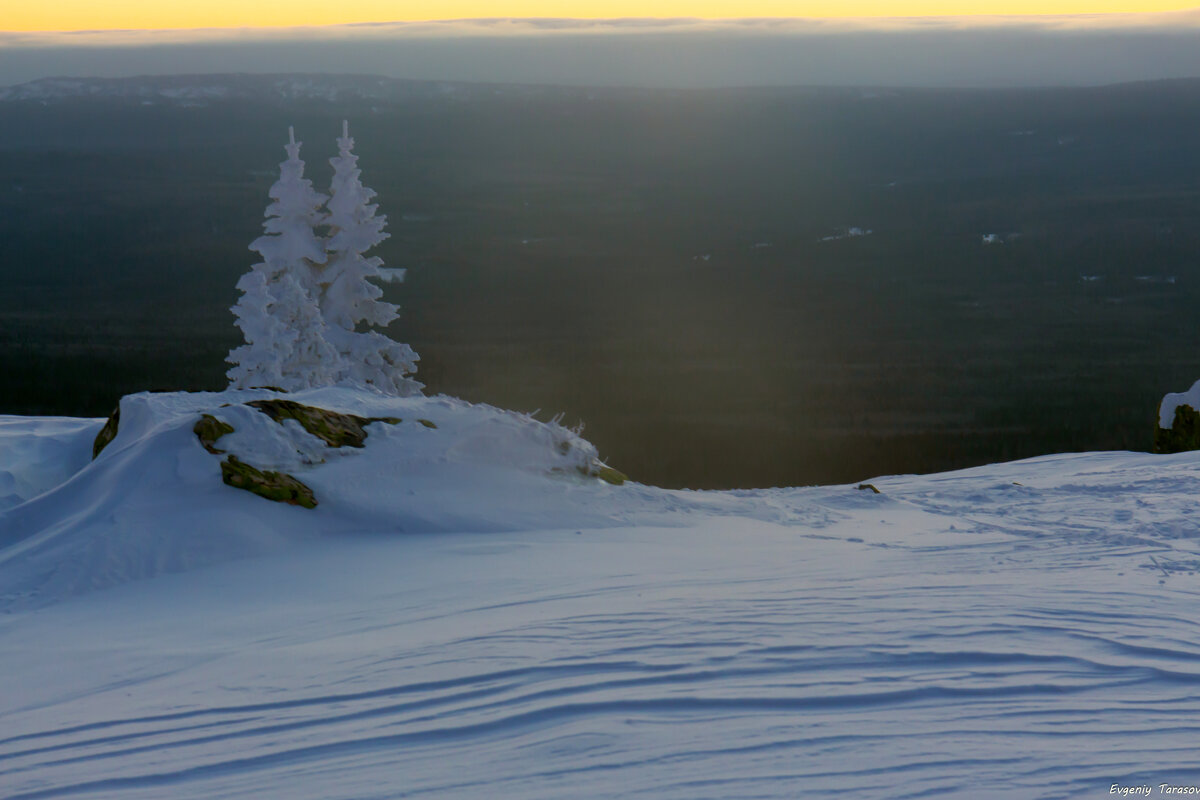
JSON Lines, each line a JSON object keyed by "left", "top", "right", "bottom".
{"left": 2, "top": 390, "right": 1200, "bottom": 798}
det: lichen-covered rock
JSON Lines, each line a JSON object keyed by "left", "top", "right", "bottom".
{"left": 92, "top": 406, "right": 120, "bottom": 459}
{"left": 220, "top": 455, "right": 317, "bottom": 509}
{"left": 1155, "top": 403, "right": 1200, "bottom": 454}
{"left": 590, "top": 463, "right": 627, "bottom": 486}
{"left": 552, "top": 460, "right": 628, "bottom": 486}
{"left": 246, "top": 399, "right": 398, "bottom": 448}
{"left": 194, "top": 414, "right": 235, "bottom": 454}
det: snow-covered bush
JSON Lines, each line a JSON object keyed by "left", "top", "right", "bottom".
{"left": 227, "top": 124, "right": 420, "bottom": 396}
{"left": 1155, "top": 379, "right": 1200, "bottom": 453}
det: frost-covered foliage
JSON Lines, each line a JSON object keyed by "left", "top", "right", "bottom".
{"left": 227, "top": 124, "right": 420, "bottom": 396}
{"left": 321, "top": 121, "right": 421, "bottom": 396}
{"left": 228, "top": 128, "right": 338, "bottom": 391}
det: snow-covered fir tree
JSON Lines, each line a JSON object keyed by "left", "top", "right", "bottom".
{"left": 320, "top": 121, "right": 422, "bottom": 396}
{"left": 227, "top": 128, "right": 339, "bottom": 391}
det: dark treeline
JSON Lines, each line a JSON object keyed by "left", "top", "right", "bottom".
{"left": 2, "top": 78, "right": 1200, "bottom": 488}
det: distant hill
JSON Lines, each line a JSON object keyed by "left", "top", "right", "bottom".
{"left": 0, "top": 73, "right": 604, "bottom": 105}
{"left": 6, "top": 72, "right": 1200, "bottom": 105}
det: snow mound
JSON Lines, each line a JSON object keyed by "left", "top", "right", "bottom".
{"left": 0, "top": 387, "right": 631, "bottom": 608}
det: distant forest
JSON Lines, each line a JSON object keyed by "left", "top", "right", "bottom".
{"left": 2, "top": 76, "right": 1200, "bottom": 488}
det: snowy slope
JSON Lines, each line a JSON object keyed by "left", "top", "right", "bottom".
{"left": 0, "top": 388, "right": 641, "bottom": 608}
{"left": 3, "top": 389, "right": 1200, "bottom": 799}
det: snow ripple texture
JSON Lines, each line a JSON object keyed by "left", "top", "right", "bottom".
{"left": 3, "top": 433, "right": 1200, "bottom": 796}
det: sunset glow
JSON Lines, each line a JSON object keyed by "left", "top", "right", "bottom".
{"left": 7, "top": 1, "right": 1198, "bottom": 32}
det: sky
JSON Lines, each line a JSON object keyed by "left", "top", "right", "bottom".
{"left": 5, "top": 2, "right": 1199, "bottom": 30}
{"left": 2, "top": 8, "right": 1200, "bottom": 89}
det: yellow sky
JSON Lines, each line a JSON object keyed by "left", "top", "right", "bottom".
{"left": 5, "top": 1, "right": 1197, "bottom": 32}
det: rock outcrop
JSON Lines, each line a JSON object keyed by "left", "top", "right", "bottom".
{"left": 92, "top": 407, "right": 121, "bottom": 459}
{"left": 220, "top": 455, "right": 317, "bottom": 509}
{"left": 1155, "top": 380, "right": 1200, "bottom": 454}
{"left": 246, "top": 399, "right": 398, "bottom": 448}
{"left": 1155, "top": 403, "right": 1200, "bottom": 454}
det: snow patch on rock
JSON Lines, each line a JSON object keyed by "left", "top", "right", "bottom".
{"left": 1159, "top": 379, "right": 1200, "bottom": 429}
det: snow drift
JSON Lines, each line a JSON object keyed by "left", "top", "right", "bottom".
{"left": 0, "top": 387, "right": 632, "bottom": 608}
